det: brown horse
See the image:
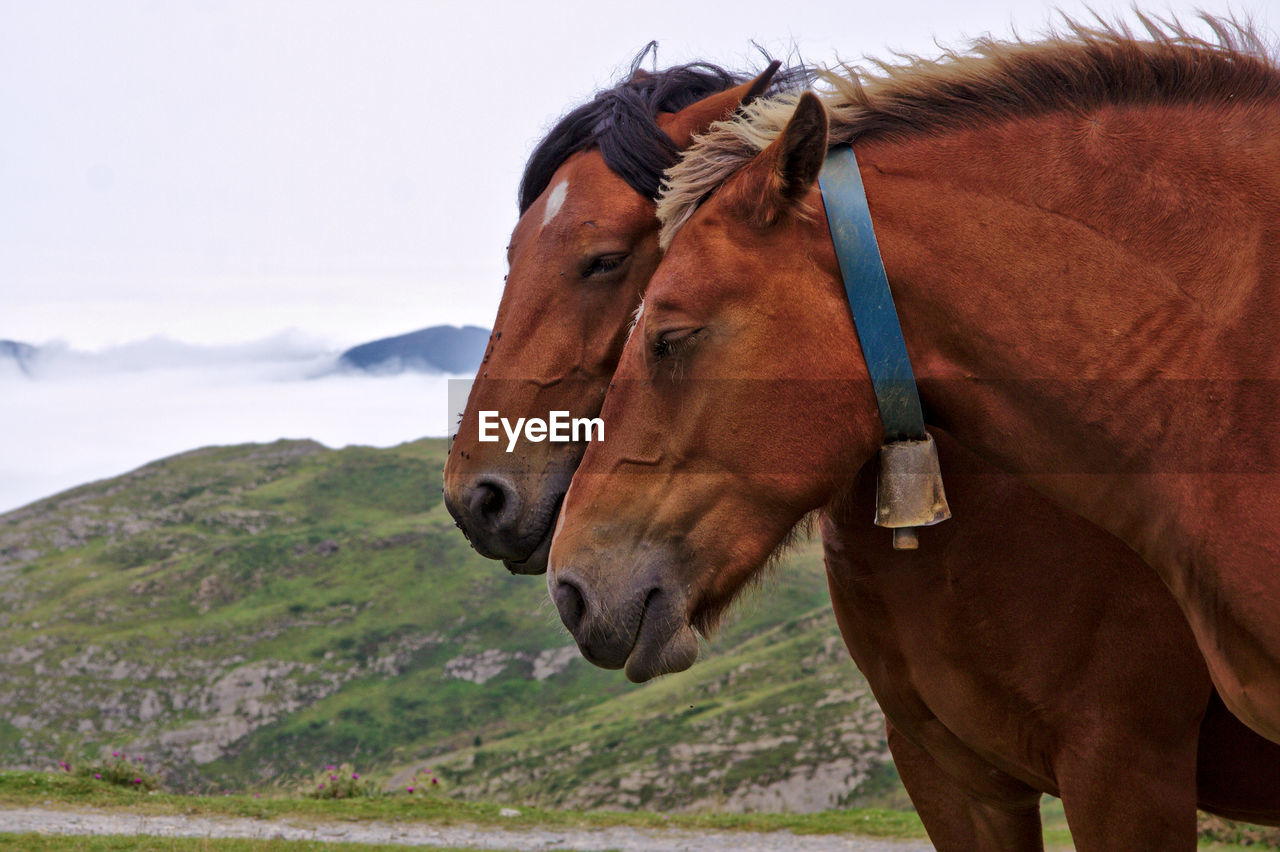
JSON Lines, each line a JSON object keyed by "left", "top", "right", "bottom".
{"left": 451, "top": 40, "right": 1280, "bottom": 850}
{"left": 826, "top": 431, "right": 1280, "bottom": 848}
{"left": 550, "top": 21, "right": 1280, "bottom": 746}
{"left": 443, "top": 55, "right": 788, "bottom": 574}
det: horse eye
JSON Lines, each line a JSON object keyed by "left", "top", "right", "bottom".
{"left": 582, "top": 253, "right": 629, "bottom": 279}
{"left": 651, "top": 327, "right": 703, "bottom": 361}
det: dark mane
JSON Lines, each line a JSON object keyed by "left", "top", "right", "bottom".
{"left": 518, "top": 45, "right": 808, "bottom": 212}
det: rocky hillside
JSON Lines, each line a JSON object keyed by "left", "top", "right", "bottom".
{"left": 0, "top": 439, "right": 900, "bottom": 810}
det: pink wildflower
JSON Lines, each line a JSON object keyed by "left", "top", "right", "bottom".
{"left": 94, "top": 774, "right": 101, "bottom": 780}
{"left": 352, "top": 773, "right": 359, "bottom": 780}
{"left": 407, "top": 786, "right": 414, "bottom": 793}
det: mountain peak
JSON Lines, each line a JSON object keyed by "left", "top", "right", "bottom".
{"left": 337, "top": 325, "right": 489, "bottom": 375}
{"left": 0, "top": 339, "right": 38, "bottom": 375}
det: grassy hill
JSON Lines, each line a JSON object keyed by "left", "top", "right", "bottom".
{"left": 0, "top": 438, "right": 900, "bottom": 811}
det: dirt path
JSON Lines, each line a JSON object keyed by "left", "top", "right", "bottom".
{"left": 0, "top": 806, "right": 935, "bottom": 850}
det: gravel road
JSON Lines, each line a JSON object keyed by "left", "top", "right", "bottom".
{"left": 0, "top": 806, "right": 935, "bottom": 851}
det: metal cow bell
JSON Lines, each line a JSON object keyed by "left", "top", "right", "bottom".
{"left": 875, "top": 433, "right": 951, "bottom": 550}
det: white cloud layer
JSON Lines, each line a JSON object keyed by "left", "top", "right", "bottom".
{"left": 0, "top": 336, "right": 458, "bottom": 514}
{"left": 11, "top": 331, "right": 338, "bottom": 378}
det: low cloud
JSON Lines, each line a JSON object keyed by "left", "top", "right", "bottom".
{"left": 0, "top": 333, "right": 460, "bottom": 513}
{"left": 12, "top": 331, "right": 339, "bottom": 379}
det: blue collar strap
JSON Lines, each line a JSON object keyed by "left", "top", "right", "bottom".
{"left": 817, "top": 144, "right": 926, "bottom": 443}
{"left": 818, "top": 144, "right": 950, "bottom": 546}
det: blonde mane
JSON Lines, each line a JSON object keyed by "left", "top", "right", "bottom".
{"left": 657, "top": 15, "right": 1279, "bottom": 248}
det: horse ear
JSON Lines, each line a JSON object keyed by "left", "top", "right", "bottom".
{"left": 659, "top": 60, "right": 783, "bottom": 147}
{"left": 730, "top": 91, "right": 829, "bottom": 226}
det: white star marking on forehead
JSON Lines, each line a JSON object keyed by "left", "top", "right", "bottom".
{"left": 542, "top": 179, "right": 569, "bottom": 227}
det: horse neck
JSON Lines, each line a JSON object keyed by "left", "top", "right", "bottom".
{"left": 854, "top": 101, "right": 1280, "bottom": 565}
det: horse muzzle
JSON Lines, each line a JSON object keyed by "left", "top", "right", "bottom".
{"left": 443, "top": 473, "right": 563, "bottom": 574}
{"left": 549, "top": 556, "right": 699, "bottom": 682}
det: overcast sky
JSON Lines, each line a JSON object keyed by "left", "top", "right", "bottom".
{"left": 3, "top": 0, "right": 1271, "bottom": 351}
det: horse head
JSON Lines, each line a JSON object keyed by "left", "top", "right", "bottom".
{"left": 443, "top": 62, "right": 783, "bottom": 574}
{"left": 548, "top": 94, "right": 885, "bottom": 681}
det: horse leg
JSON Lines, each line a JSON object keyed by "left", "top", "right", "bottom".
{"left": 1056, "top": 733, "right": 1199, "bottom": 851}
{"left": 887, "top": 720, "right": 1044, "bottom": 851}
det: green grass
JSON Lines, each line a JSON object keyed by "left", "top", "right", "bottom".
{"left": 0, "top": 837, "right": 498, "bottom": 852}
{"left": 0, "top": 771, "right": 925, "bottom": 839}
{"left": 1, "top": 436, "right": 891, "bottom": 811}
{"left": 3, "top": 773, "right": 1278, "bottom": 850}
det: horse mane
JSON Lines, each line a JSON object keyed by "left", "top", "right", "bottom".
{"left": 658, "top": 15, "right": 1280, "bottom": 246}
{"left": 518, "top": 44, "right": 810, "bottom": 213}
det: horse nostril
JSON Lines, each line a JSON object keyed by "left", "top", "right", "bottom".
{"left": 553, "top": 577, "right": 588, "bottom": 634}
{"left": 476, "top": 482, "right": 505, "bottom": 519}
{"left": 467, "top": 476, "right": 519, "bottom": 532}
